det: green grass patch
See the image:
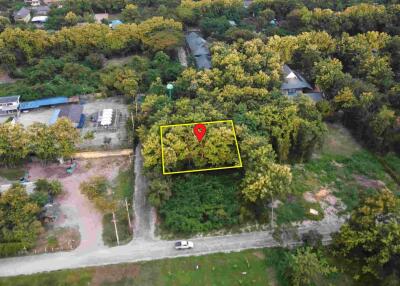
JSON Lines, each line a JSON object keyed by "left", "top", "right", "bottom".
{"left": 0, "top": 167, "right": 25, "bottom": 181}
{"left": 159, "top": 173, "right": 241, "bottom": 235}
{"left": 275, "top": 198, "right": 324, "bottom": 225}
{"left": 102, "top": 163, "right": 134, "bottom": 247}
{"left": 291, "top": 124, "right": 399, "bottom": 214}
{"left": 383, "top": 153, "right": 400, "bottom": 174}
{"left": 0, "top": 249, "right": 271, "bottom": 286}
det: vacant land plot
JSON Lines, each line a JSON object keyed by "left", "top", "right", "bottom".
{"left": 27, "top": 156, "right": 130, "bottom": 253}
{"left": 287, "top": 123, "right": 399, "bottom": 219}
{"left": 0, "top": 248, "right": 353, "bottom": 286}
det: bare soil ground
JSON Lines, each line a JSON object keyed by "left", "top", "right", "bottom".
{"left": 91, "top": 264, "right": 141, "bottom": 286}
{"left": 27, "top": 156, "right": 130, "bottom": 253}
{"left": 0, "top": 70, "right": 16, "bottom": 84}
{"left": 32, "top": 227, "right": 80, "bottom": 254}
{"left": 319, "top": 123, "right": 361, "bottom": 156}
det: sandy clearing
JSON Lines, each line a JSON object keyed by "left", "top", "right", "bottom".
{"left": 28, "top": 157, "right": 130, "bottom": 253}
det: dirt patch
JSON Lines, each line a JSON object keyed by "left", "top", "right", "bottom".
{"left": 90, "top": 264, "right": 141, "bottom": 286}
{"left": 27, "top": 156, "right": 131, "bottom": 253}
{"left": 266, "top": 267, "right": 278, "bottom": 286}
{"left": 319, "top": 123, "right": 361, "bottom": 157}
{"left": 353, "top": 174, "right": 386, "bottom": 189}
{"left": 253, "top": 251, "right": 265, "bottom": 260}
{"left": 0, "top": 70, "right": 16, "bottom": 84}
{"left": 31, "top": 227, "right": 80, "bottom": 254}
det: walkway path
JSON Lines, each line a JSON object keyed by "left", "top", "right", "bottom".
{"left": 74, "top": 149, "right": 133, "bottom": 159}
{"left": 132, "top": 144, "right": 155, "bottom": 240}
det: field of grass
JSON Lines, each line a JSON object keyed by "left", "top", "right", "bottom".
{"left": 0, "top": 247, "right": 355, "bottom": 286}
{"left": 287, "top": 123, "right": 399, "bottom": 214}
{"left": 0, "top": 167, "right": 25, "bottom": 181}
{"left": 103, "top": 165, "right": 134, "bottom": 247}
{"left": 0, "top": 249, "right": 273, "bottom": 286}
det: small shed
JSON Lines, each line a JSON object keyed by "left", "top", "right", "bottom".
{"left": 109, "top": 20, "right": 122, "bottom": 29}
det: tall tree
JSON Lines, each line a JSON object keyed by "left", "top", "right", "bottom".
{"left": 333, "top": 189, "right": 400, "bottom": 283}
{"left": 0, "top": 123, "right": 29, "bottom": 166}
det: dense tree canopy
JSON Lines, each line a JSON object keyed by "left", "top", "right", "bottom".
{"left": 333, "top": 190, "right": 400, "bottom": 284}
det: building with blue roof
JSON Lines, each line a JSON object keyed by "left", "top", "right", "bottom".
{"left": 109, "top": 20, "right": 123, "bottom": 30}
{"left": 19, "top": 97, "right": 69, "bottom": 111}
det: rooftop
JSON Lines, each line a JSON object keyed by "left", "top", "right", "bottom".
{"left": 58, "top": 104, "right": 83, "bottom": 124}
{"left": 186, "top": 32, "right": 212, "bottom": 69}
{"left": 14, "top": 7, "right": 30, "bottom": 18}
{"left": 0, "top": 96, "right": 20, "bottom": 104}
{"left": 281, "top": 64, "right": 312, "bottom": 90}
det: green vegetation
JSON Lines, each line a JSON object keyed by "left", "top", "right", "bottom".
{"left": 161, "top": 122, "right": 240, "bottom": 173}
{"left": 102, "top": 167, "right": 134, "bottom": 246}
{"left": 159, "top": 173, "right": 240, "bottom": 235}
{"left": 332, "top": 190, "right": 400, "bottom": 285}
{"left": 0, "top": 167, "right": 24, "bottom": 181}
{"left": 291, "top": 125, "right": 399, "bottom": 212}
{"left": 0, "top": 184, "right": 42, "bottom": 257}
{"left": 0, "top": 247, "right": 355, "bottom": 286}
{"left": 0, "top": 119, "right": 80, "bottom": 166}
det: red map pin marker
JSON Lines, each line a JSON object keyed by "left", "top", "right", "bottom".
{"left": 193, "top": 124, "right": 207, "bottom": 142}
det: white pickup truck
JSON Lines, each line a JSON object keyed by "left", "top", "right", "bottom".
{"left": 174, "top": 240, "right": 194, "bottom": 250}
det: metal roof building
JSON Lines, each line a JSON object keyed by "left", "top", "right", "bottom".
{"left": 186, "top": 32, "right": 212, "bottom": 70}
{"left": 19, "top": 97, "right": 69, "bottom": 110}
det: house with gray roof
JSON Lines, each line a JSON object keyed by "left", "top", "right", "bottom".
{"left": 0, "top": 96, "right": 20, "bottom": 116}
{"left": 281, "top": 65, "right": 322, "bottom": 101}
{"left": 13, "top": 7, "right": 31, "bottom": 23}
{"left": 186, "top": 32, "right": 212, "bottom": 70}
{"left": 32, "top": 5, "right": 50, "bottom": 16}
{"left": 53, "top": 104, "right": 84, "bottom": 128}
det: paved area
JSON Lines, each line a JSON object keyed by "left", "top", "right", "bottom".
{"left": 0, "top": 219, "right": 343, "bottom": 277}
{"left": 11, "top": 97, "right": 129, "bottom": 149}
{"left": 132, "top": 144, "right": 156, "bottom": 240}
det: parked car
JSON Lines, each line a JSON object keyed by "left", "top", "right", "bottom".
{"left": 175, "top": 240, "right": 194, "bottom": 250}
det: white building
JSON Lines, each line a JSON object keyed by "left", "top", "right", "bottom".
{"left": 0, "top": 96, "right": 20, "bottom": 116}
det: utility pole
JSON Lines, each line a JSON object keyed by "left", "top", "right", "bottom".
{"left": 270, "top": 193, "right": 274, "bottom": 228}
{"left": 125, "top": 198, "right": 132, "bottom": 229}
{"left": 112, "top": 212, "right": 120, "bottom": 246}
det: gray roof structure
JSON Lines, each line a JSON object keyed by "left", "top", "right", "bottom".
{"left": 186, "top": 32, "right": 212, "bottom": 70}
{"left": 14, "top": 7, "right": 30, "bottom": 19}
{"left": 281, "top": 64, "right": 312, "bottom": 91}
{"left": 59, "top": 104, "right": 83, "bottom": 124}
{"left": 32, "top": 5, "right": 50, "bottom": 16}
{"left": 0, "top": 96, "right": 20, "bottom": 104}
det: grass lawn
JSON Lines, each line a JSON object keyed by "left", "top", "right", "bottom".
{"left": 285, "top": 123, "right": 399, "bottom": 216}
{"left": 103, "top": 164, "right": 134, "bottom": 247}
{"left": 0, "top": 249, "right": 273, "bottom": 286}
{"left": 0, "top": 248, "right": 355, "bottom": 286}
{"left": 0, "top": 167, "right": 25, "bottom": 181}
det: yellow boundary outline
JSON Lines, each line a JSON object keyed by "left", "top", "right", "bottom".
{"left": 160, "top": 120, "right": 243, "bottom": 175}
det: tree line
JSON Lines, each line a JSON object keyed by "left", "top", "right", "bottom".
{"left": 0, "top": 17, "right": 183, "bottom": 69}
{"left": 0, "top": 118, "right": 80, "bottom": 166}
